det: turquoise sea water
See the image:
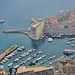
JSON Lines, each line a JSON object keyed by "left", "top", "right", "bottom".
{"left": 0, "top": 0, "right": 75, "bottom": 71}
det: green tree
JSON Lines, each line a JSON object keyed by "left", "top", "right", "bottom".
{"left": 14, "top": 68, "right": 17, "bottom": 75}
{"left": 29, "top": 62, "right": 35, "bottom": 66}
{"left": 9, "top": 67, "right": 13, "bottom": 75}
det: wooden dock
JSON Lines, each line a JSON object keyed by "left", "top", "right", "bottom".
{"left": 0, "top": 45, "right": 18, "bottom": 61}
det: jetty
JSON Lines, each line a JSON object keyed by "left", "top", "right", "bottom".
{"left": 3, "top": 29, "right": 42, "bottom": 40}
{"left": 3, "top": 30, "right": 29, "bottom": 34}
{"left": 0, "top": 45, "right": 18, "bottom": 61}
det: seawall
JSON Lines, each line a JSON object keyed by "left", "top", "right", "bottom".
{"left": 0, "top": 45, "right": 18, "bottom": 61}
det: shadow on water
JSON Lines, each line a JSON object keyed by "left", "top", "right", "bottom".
{"left": 31, "top": 38, "right": 46, "bottom": 49}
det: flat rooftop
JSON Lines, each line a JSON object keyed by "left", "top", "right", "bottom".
{"left": 16, "top": 65, "right": 54, "bottom": 74}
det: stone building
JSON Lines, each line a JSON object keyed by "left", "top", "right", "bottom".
{"left": 29, "top": 20, "right": 44, "bottom": 40}
{"left": 54, "top": 56, "right": 75, "bottom": 75}
{"left": 0, "top": 66, "right": 6, "bottom": 75}
{"left": 57, "top": 10, "right": 70, "bottom": 22}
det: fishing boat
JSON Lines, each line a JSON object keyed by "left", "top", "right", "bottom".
{"left": 63, "top": 49, "right": 74, "bottom": 55}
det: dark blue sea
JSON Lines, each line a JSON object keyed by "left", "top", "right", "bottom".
{"left": 0, "top": 0, "right": 75, "bottom": 71}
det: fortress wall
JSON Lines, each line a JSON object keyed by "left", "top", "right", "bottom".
{"left": 17, "top": 71, "right": 35, "bottom": 75}
{"left": 36, "top": 21, "right": 44, "bottom": 39}
{"left": 16, "top": 68, "right": 54, "bottom": 75}
{"left": 44, "top": 28, "right": 75, "bottom": 34}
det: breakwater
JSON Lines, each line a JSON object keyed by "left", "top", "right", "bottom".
{"left": 0, "top": 45, "right": 18, "bottom": 61}
{"left": 3, "top": 29, "right": 43, "bottom": 40}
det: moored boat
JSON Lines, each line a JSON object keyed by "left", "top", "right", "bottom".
{"left": 70, "top": 44, "right": 75, "bottom": 47}
{"left": 49, "top": 62, "right": 53, "bottom": 65}
{"left": 8, "top": 63, "right": 13, "bottom": 67}
{"left": 14, "top": 65, "right": 19, "bottom": 69}
{"left": 14, "top": 58, "right": 19, "bottom": 62}
{"left": 0, "top": 20, "right": 4, "bottom": 23}
{"left": 48, "top": 38, "right": 53, "bottom": 42}
{"left": 53, "top": 55, "right": 56, "bottom": 58}
{"left": 63, "top": 49, "right": 74, "bottom": 55}
{"left": 38, "top": 51, "right": 42, "bottom": 54}
{"left": 17, "top": 46, "right": 25, "bottom": 51}
{"left": 67, "top": 42, "right": 70, "bottom": 45}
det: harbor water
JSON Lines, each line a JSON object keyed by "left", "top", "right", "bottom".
{"left": 0, "top": 0, "right": 75, "bottom": 71}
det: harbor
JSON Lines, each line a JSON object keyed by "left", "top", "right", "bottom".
{"left": 0, "top": 45, "right": 58, "bottom": 70}
{"left": 0, "top": 35, "right": 75, "bottom": 71}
